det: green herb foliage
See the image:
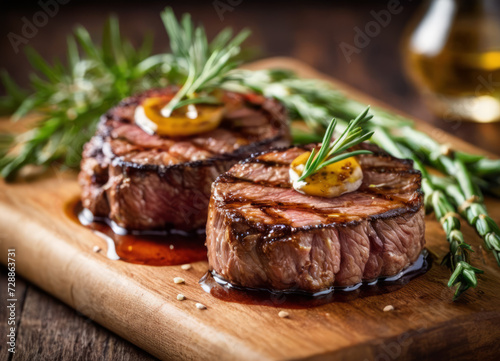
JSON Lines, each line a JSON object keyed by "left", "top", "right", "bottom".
{"left": 160, "top": 8, "right": 250, "bottom": 115}
{"left": 296, "top": 107, "right": 373, "bottom": 183}
{"left": 0, "top": 17, "right": 170, "bottom": 179}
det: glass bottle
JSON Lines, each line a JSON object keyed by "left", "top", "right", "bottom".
{"left": 402, "top": 0, "right": 500, "bottom": 123}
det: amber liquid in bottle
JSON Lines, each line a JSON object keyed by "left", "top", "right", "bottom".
{"left": 404, "top": 0, "right": 500, "bottom": 123}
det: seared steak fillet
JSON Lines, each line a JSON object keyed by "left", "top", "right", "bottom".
{"left": 206, "top": 144, "right": 425, "bottom": 292}
{"left": 79, "top": 88, "right": 290, "bottom": 231}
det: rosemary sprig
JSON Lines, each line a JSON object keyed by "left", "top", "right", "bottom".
{"left": 159, "top": 8, "right": 250, "bottom": 115}
{"left": 0, "top": 17, "right": 169, "bottom": 180}
{"left": 398, "top": 129, "right": 500, "bottom": 264}
{"left": 296, "top": 107, "right": 373, "bottom": 182}
{"left": 372, "top": 128, "right": 483, "bottom": 299}
{"left": 468, "top": 158, "right": 500, "bottom": 177}
{"left": 0, "top": 71, "right": 28, "bottom": 115}
{"left": 426, "top": 177, "right": 484, "bottom": 299}
{"left": 433, "top": 161, "right": 500, "bottom": 265}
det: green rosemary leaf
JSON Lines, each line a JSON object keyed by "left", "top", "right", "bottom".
{"left": 290, "top": 128, "right": 322, "bottom": 144}
{"left": 159, "top": 7, "right": 250, "bottom": 114}
{"left": 74, "top": 26, "right": 102, "bottom": 62}
{"left": 66, "top": 36, "right": 80, "bottom": 69}
{"left": 25, "top": 47, "right": 61, "bottom": 84}
{"left": 174, "top": 96, "right": 221, "bottom": 109}
{"left": 210, "top": 28, "right": 233, "bottom": 52}
{"left": 296, "top": 107, "right": 374, "bottom": 183}
{"left": 319, "top": 150, "right": 373, "bottom": 169}
{"left": 12, "top": 95, "right": 38, "bottom": 121}
{"left": 0, "top": 15, "right": 170, "bottom": 180}
{"left": 1, "top": 70, "right": 27, "bottom": 105}
{"left": 0, "top": 78, "right": 27, "bottom": 115}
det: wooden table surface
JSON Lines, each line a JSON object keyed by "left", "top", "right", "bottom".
{"left": 1, "top": 1, "right": 499, "bottom": 360}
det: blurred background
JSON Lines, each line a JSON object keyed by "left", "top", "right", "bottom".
{"left": 0, "top": 0, "right": 499, "bottom": 359}
{"left": 2, "top": 0, "right": 499, "bottom": 155}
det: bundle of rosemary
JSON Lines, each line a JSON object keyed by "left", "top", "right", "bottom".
{"left": 1, "top": 8, "right": 499, "bottom": 299}
{"left": 0, "top": 16, "right": 170, "bottom": 178}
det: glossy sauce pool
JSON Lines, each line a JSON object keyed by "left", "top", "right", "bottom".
{"left": 66, "top": 198, "right": 431, "bottom": 307}
{"left": 200, "top": 251, "right": 432, "bottom": 308}
{"left": 65, "top": 198, "right": 207, "bottom": 266}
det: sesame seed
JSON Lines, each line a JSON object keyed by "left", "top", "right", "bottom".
{"left": 93, "top": 245, "right": 101, "bottom": 253}
{"left": 173, "top": 277, "right": 185, "bottom": 284}
{"left": 196, "top": 303, "right": 207, "bottom": 310}
{"left": 278, "top": 311, "right": 289, "bottom": 318}
{"left": 181, "top": 264, "right": 192, "bottom": 270}
{"left": 177, "top": 294, "right": 186, "bottom": 301}
{"left": 169, "top": 244, "right": 174, "bottom": 250}
{"left": 383, "top": 305, "right": 395, "bottom": 312}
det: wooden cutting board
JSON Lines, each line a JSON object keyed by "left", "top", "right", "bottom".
{"left": 1, "top": 58, "right": 500, "bottom": 361}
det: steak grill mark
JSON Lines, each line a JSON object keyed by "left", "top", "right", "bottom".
{"left": 79, "top": 87, "right": 291, "bottom": 231}
{"left": 207, "top": 144, "right": 426, "bottom": 292}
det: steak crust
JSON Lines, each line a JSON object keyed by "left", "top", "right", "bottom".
{"left": 79, "top": 88, "right": 290, "bottom": 231}
{"left": 206, "top": 144, "right": 425, "bottom": 292}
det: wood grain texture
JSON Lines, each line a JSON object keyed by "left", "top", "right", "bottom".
{"left": 0, "top": 266, "right": 154, "bottom": 361}
{"left": 11, "top": 282, "right": 155, "bottom": 361}
{"left": 0, "top": 58, "right": 500, "bottom": 361}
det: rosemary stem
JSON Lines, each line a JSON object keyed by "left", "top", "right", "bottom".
{"left": 434, "top": 161, "right": 500, "bottom": 265}
{"left": 369, "top": 128, "right": 482, "bottom": 299}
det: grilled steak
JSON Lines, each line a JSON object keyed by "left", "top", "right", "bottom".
{"left": 79, "top": 88, "right": 290, "bottom": 231}
{"left": 206, "top": 144, "right": 425, "bottom": 292}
